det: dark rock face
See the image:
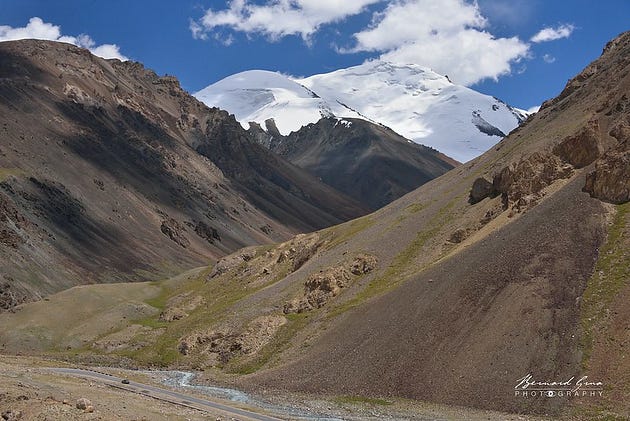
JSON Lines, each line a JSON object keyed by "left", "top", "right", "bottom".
{"left": 194, "top": 221, "right": 221, "bottom": 244}
{"left": 160, "top": 218, "right": 190, "bottom": 248}
{"left": 250, "top": 117, "right": 457, "bottom": 210}
{"left": 472, "top": 111, "right": 506, "bottom": 137}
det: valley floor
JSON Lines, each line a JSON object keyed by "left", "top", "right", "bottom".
{"left": 0, "top": 355, "right": 551, "bottom": 420}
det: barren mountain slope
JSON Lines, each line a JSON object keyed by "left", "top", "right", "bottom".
{"left": 249, "top": 117, "right": 458, "bottom": 210}
{"left": 0, "top": 40, "right": 367, "bottom": 306}
{"left": 238, "top": 31, "right": 630, "bottom": 416}
{"left": 1, "top": 32, "right": 628, "bottom": 420}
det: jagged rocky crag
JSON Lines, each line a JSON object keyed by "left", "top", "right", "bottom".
{"left": 0, "top": 40, "right": 367, "bottom": 304}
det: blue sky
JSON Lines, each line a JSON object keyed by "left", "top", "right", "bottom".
{"left": 0, "top": 1, "right": 628, "bottom": 110}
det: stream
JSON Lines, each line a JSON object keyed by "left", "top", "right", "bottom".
{"left": 145, "top": 370, "right": 345, "bottom": 420}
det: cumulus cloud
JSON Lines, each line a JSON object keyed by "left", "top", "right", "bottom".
{"left": 192, "top": 1, "right": 581, "bottom": 86}
{"left": 530, "top": 24, "right": 575, "bottom": 43}
{"left": 191, "top": 0, "right": 382, "bottom": 41}
{"left": 0, "top": 17, "right": 128, "bottom": 60}
{"left": 348, "top": 0, "right": 530, "bottom": 85}
{"left": 542, "top": 53, "right": 556, "bottom": 63}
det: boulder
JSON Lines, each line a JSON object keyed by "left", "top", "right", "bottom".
{"left": 76, "top": 398, "right": 92, "bottom": 410}
{"left": 1, "top": 410, "right": 23, "bottom": 421}
{"left": 469, "top": 177, "right": 496, "bottom": 204}
{"left": 552, "top": 120, "right": 603, "bottom": 168}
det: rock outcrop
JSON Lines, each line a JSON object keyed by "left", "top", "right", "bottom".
{"left": 207, "top": 233, "right": 324, "bottom": 284}
{"left": 0, "top": 283, "right": 26, "bottom": 311}
{"left": 283, "top": 254, "right": 377, "bottom": 314}
{"left": 492, "top": 152, "right": 574, "bottom": 211}
{"left": 583, "top": 144, "right": 630, "bottom": 204}
{"left": 177, "top": 315, "right": 286, "bottom": 365}
{"left": 552, "top": 120, "right": 603, "bottom": 168}
{"left": 469, "top": 177, "right": 496, "bottom": 204}
{"left": 159, "top": 293, "right": 206, "bottom": 322}
{"left": 160, "top": 218, "right": 190, "bottom": 248}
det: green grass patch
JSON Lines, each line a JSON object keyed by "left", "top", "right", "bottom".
{"left": 322, "top": 215, "right": 375, "bottom": 249}
{"left": 580, "top": 202, "right": 629, "bottom": 367}
{"left": 333, "top": 395, "right": 393, "bottom": 406}
{"left": 404, "top": 202, "right": 425, "bottom": 214}
{"left": 389, "top": 202, "right": 427, "bottom": 229}
{"left": 111, "top": 269, "right": 212, "bottom": 366}
{"left": 144, "top": 282, "right": 171, "bottom": 310}
{"left": 135, "top": 316, "right": 168, "bottom": 329}
{"left": 119, "top": 256, "right": 290, "bottom": 367}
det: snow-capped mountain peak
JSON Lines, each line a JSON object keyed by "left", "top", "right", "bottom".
{"left": 195, "top": 69, "right": 358, "bottom": 134}
{"left": 195, "top": 61, "right": 527, "bottom": 162}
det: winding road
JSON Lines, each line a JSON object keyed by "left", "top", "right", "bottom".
{"left": 48, "top": 367, "right": 283, "bottom": 421}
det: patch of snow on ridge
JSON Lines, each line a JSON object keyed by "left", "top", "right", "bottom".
{"left": 334, "top": 118, "right": 352, "bottom": 128}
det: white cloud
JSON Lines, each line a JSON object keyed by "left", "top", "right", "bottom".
{"left": 348, "top": 0, "right": 530, "bottom": 86}
{"left": 542, "top": 53, "right": 556, "bottom": 63}
{"left": 192, "top": 0, "right": 382, "bottom": 41}
{"left": 0, "top": 17, "right": 128, "bottom": 60}
{"left": 477, "top": 0, "right": 535, "bottom": 27}
{"left": 191, "top": 0, "right": 535, "bottom": 86}
{"left": 530, "top": 24, "right": 575, "bottom": 43}
{"left": 190, "top": 20, "right": 208, "bottom": 40}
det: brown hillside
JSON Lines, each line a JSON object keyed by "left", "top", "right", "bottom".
{"left": 230, "top": 31, "right": 630, "bottom": 416}
{"left": 0, "top": 40, "right": 367, "bottom": 305}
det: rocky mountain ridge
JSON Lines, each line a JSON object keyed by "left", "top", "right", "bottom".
{"left": 248, "top": 116, "right": 458, "bottom": 209}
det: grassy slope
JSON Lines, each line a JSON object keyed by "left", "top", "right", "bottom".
{"left": 571, "top": 202, "right": 630, "bottom": 419}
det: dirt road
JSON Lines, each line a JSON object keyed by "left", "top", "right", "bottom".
{"left": 48, "top": 367, "right": 282, "bottom": 421}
